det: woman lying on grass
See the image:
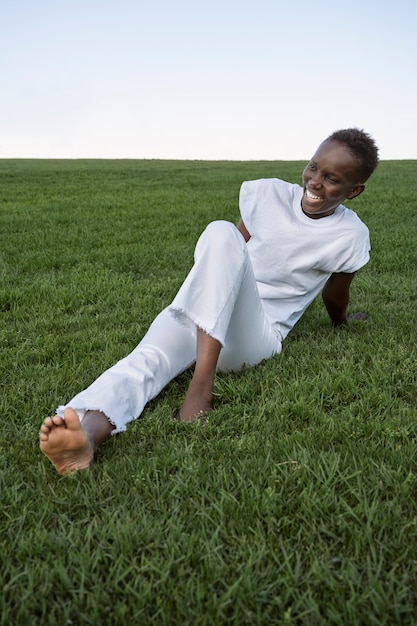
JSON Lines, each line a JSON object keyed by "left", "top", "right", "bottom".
{"left": 40, "top": 128, "right": 379, "bottom": 475}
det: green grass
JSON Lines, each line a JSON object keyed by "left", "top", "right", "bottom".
{"left": 1, "top": 158, "right": 416, "bottom": 625}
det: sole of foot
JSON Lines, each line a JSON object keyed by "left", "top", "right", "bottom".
{"left": 39, "top": 408, "right": 94, "bottom": 475}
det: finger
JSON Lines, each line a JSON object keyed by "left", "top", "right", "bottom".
{"left": 347, "top": 312, "right": 368, "bottom": 322}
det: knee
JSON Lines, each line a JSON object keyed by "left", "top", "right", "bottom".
{"left": 194, "top": 221, "right": 246, "bottom": 263}
{"left": 202, "top": 220, "right": 244, "bottom": 248}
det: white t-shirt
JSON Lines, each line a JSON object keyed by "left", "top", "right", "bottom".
{"left": 239, "top": 178, "right": 370, "bottom": 339}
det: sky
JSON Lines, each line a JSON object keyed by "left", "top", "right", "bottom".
{"left": 1, "top": 0, "right": 416, "bottom": 160}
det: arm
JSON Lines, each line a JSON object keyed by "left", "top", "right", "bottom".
{"left": 322, "top": 271, "right": 355, "bottom": 326}
{"left": 237, "top": 219, "right": 251, "bottom": 242}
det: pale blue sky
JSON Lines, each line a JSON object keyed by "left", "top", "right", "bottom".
{"left": 1, "top": 0, "right": 416, "bottom": 159}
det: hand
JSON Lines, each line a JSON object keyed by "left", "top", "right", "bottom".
{"left": 346, "top": 312, "right": 368, "bottom": 322}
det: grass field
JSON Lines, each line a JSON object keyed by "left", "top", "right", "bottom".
{"left": 1, "top": 158, "right": 416, "bottom": 625}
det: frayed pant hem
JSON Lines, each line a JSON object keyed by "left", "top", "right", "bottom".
{"left": 56, "top": 405, "right": 126, "bottom": 435}
{"left": 168, "top": 306, "right": 225, "bottom": 347}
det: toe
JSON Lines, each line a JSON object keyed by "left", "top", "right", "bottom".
{"left": 43, "top": 416, "right": 55, "bottom": 428}
{"left": 51, "top": 415, "right": 65, "bottom": 426}
{"left": 63, "top": 407, "right": 82, "bottom": 430}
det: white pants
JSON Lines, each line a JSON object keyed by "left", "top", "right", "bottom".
{"left": 57, "top": 221, "right": 282, "bottom": 433}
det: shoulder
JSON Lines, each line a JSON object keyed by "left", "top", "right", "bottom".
{"left": 240, "top": 177, "right": 297, "bottom": 195}
{"left": 339, "top": 206, "right": 370, "bottom": 237}
{"left": 240, "top": 178, "right": 300, "bottom": 207}
{"left": 239, "top": 178, "right": 301, "bottom": 235}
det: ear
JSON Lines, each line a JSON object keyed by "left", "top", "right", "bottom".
{"left": 347, "top": 184, "right": 365, "bottom": 200}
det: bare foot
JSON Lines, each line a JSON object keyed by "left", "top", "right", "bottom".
{"left": 39, "top": 408, "right": 94, "bottom": 475}
{"left": 176, "top": 384, "right": 214, "bottom": 423}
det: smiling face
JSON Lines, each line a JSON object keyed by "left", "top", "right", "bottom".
{"left": 301, "top": 140, "right": 365, "bottom": 219}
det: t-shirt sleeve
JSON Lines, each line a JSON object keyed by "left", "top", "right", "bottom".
{"left": 338, "top": 222, "right": 371, "bottom": 273}
{"left": 239, "top": 178, "right": 294, "bottom": 237}
{"left": 239, "top": 179, "right": 264, "bottom": 235}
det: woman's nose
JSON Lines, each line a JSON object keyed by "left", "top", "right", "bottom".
{"left": 309, "top": 173, "right": 322, "bottom": 188}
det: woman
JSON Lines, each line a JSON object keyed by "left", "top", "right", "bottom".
{"left": 40, "top": 128, "right": 379, "bottom": 474}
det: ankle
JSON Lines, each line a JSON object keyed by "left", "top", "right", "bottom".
{"left": 83, "top": 411, "right": 115, "bottom": 450}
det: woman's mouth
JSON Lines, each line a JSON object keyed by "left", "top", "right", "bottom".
{"left": 305, "top": 189, "right": 324, "bottom": 202}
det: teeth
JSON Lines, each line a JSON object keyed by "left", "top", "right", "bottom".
{"left": 306, "top": 189, "right": 322, "bottom": 201}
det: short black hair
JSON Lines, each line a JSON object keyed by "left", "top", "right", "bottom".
{"left": 326, "top": 128, "right": 379, "bottom": 182}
